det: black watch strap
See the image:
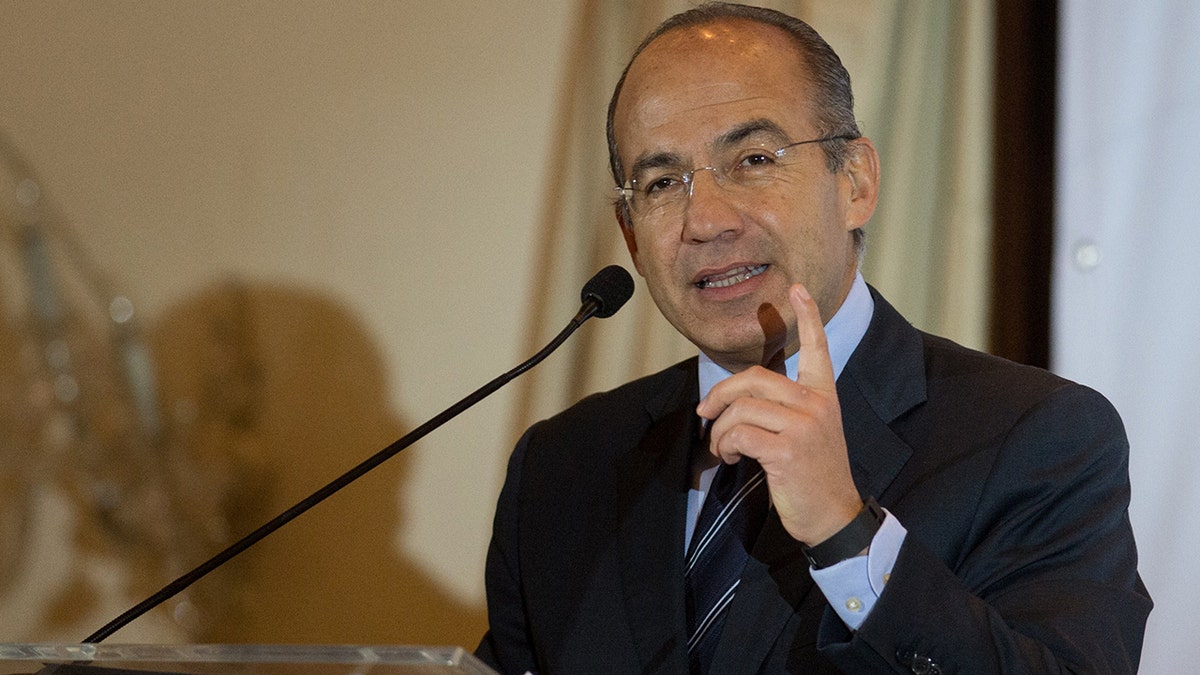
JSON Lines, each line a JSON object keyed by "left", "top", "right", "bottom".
{"left": 801, "top": 497, "right": 885, "bottom": 569}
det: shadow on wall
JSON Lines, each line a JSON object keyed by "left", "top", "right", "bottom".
{"left": 147, "top": 281, "right": 486, "bottom": 646}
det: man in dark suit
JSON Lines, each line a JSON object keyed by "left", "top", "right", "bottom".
{"left": 477, "top": 3, "right": 1151, "bottom": 673}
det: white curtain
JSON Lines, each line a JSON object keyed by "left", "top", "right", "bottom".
{"left": 807, "top": 1, "right": 994, "bottom": 351}
{"left": 1054, "top": 2, "right": 1200, "bottom": 671}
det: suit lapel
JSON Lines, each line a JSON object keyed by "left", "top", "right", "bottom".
{"left": 838, "top": 288, "right": 926, "bottom": 501}
{"left": 617, "top": 360, "right": 696, "bottom": 673}
{"left": 710, "top": 511, "right": 816, "bottom": 672}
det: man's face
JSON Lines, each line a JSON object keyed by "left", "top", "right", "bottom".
{"left": 612, "top": 20, "right": 876, "bottom": 372}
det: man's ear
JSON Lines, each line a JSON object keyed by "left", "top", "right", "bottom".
{"left": 841, "top": 137, "right": 881, "bottom": 231}
{"left": 616, "top": 203, "right": 643, "bottom": 274}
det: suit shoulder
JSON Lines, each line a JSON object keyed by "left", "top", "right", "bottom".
{"left": 919, "top": 332, "right": 1059, "bottom": 379}
{"left": 530, "top": 357, "right": 695, "bottom": 437}
{"left": 918, "top": 331, "right": 1121, "bottom": 422}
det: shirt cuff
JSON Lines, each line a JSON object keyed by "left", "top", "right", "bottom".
{"left": 808, "top": 509, "right": 906, "bottom": 630}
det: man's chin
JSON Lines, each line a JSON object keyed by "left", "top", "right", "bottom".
{"left": 687, "top": 318, "right": 794, "bottom": 370}
{"left": 691, "top": 335, "right": 770, "bottom": 371}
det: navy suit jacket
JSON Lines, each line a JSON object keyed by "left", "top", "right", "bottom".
{"left": 477, "top": 289, "right": 1151, "bottom": 673}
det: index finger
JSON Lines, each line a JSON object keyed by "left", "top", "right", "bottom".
{"left": 789, "top": 283, "right": 836, "bottom": 389}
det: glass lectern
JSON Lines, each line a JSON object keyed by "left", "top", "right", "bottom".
{"left": 0, "top": 644, "right": 496, "bottom": 675}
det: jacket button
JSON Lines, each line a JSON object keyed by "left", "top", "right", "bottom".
{"left": 895, "top": 649, "right": 940, "bottom": 674}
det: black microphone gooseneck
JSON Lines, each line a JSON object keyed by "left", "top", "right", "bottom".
{"left": 82, "top": 265, "right": 635, "bottom": 643}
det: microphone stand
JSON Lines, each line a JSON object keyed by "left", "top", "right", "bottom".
{"left": 83, "top": 273, "right": 628, "bottom": 643}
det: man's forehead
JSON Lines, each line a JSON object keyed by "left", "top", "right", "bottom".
{"left": 619, "top": 20, "right": 808, "bottom": 109}
{"left": 624, "top": 84, "right": 779, "bottom": 135}
{"left": 615, "top": 23, "right": 813, "bottom": 150}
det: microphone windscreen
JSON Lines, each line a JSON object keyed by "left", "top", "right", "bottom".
{"left": 581, "top": 265, "right": 635, "bottom": 318}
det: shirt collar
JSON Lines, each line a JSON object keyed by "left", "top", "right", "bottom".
{"left": 698, "top": 272, "right": 874, "bottom": 400}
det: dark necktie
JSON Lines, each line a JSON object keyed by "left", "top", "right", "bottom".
{"left": 685, "top": 455, "right": 768, "bottom": 673}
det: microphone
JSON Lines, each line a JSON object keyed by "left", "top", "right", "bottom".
{"left": 82, "top": 265, "right": 635, "bottom": 643}
{"left": 579, "top": 264, "right": 635, "bottom": 319}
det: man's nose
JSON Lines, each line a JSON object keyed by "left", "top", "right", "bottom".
{"left": 681, "top": 168, "right": 743, "bottom": 243}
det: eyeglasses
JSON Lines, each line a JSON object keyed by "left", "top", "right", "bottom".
{"left": 614, "top": 134, "right": 856, "bottom": 224}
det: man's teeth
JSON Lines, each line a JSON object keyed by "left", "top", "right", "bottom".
{"left": 697, "top": 264, "right": 768, "bottom": 288}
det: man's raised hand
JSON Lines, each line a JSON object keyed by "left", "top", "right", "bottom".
{"left": 696, "top": 283, "right": 863, "bottom": 546}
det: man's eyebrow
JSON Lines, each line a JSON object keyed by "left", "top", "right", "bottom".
{"left": 714, "top": 119, "right": 790, "bottom": 148}
{"left": 629, "top": 151, "right": 683, "bottom": 179}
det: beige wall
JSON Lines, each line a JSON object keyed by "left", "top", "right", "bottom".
{"left": 1, "top": 0, "right": 576, "bottom": 645}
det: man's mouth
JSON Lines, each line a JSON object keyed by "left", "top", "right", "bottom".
{"left": 694, "top": 264, "right": 768, "bottom": 289}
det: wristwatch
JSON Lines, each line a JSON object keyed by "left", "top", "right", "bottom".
{"left": 801, "top": 497, "right": 885, "bottom": 569}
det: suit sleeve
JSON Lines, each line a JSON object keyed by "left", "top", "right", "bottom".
{"left": 475, "top": 427, "right": 539, "bottom": 674}
{"left": 819, "top": 383, "right": 1152, "bottom": 673}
